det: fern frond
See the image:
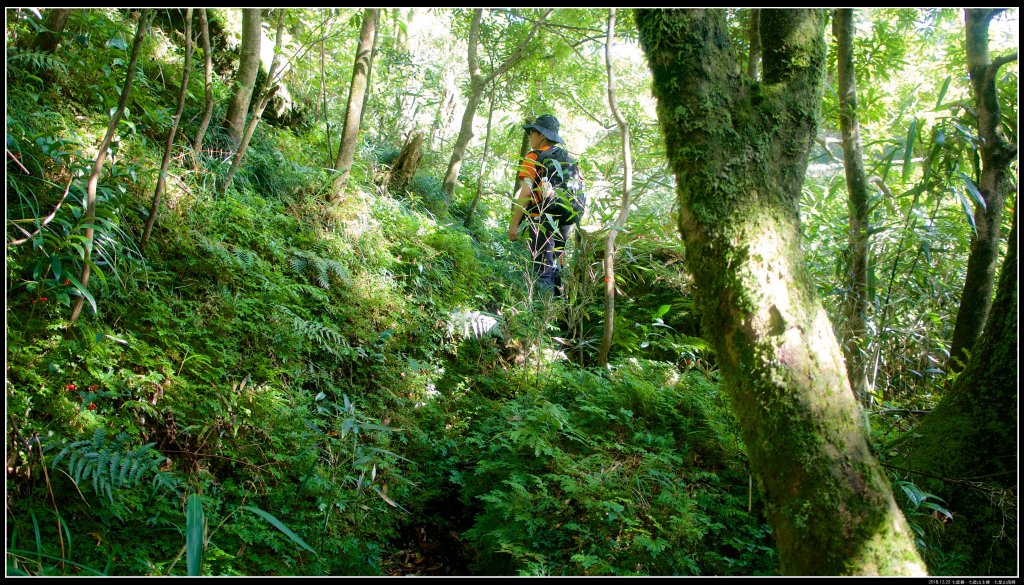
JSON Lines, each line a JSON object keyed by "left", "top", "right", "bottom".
{"left": 274, "top": 305, "right": 348, "bottom": 358}
{"left": 288, "top": 250, "right": 351, "bottom": 290}
{"left": 447, "top": 309, "right": 501, "bottom": 340}
{"left": 315, "top": 263, "right": 330, "bottom": 289}
{"left": 6, "top": 47, "right": 69, "bottom": 74}
{"left": 119, "top": 455, "right": 133, "bottom": 485}
{"left": 282, "top": 283, "right": 330, "bottom": 304}
{"left": 46, "top": 430, "right": 174, "bottom": 505}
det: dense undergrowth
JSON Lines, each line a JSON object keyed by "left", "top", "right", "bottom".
{"left": 6, "top": 8, "right": 996, "bottom": 576}
{"left": 4, "top": 12, "right": 763, "bottom": 574}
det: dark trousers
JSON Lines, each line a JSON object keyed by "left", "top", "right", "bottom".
{"left": 528, "top": 219, "right": 573, "bottom": 294}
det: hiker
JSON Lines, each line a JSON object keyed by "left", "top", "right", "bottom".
{"left": 508, "top": 114, "right": 584, "bottom": 296}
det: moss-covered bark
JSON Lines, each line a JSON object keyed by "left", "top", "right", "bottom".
{"left": 948, "top": 9, "right": 1017, "bottom": 372}
{"left": 900, "top": 208, "right": 1017, "bottom": 575}
{"left": 636, "top": 9, "right": 925, "bottom": 575}
{"left": 833, "top": 9, "right": 871, "bottom": 406}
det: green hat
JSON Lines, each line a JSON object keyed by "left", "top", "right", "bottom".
{"left": 523, "top": 114, "right": 564, "bottom": 144}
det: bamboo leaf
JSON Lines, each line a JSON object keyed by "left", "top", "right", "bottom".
{"left": 902, "top": 119, "right": 918, "bottom": 181}
{"left": 899, "top": 481, "right": 926, "bottom": 508}
{"left": 371, "top": 485, "right": 410, "bottom": 513}
{"left": 953, "top": 187, "right": 979, "bottom": 236}
{"left": 241, "top": 506, "right": 317, "bottom": 554}
{"left": 51, "top": 255, "right": 63, "bottom": 282}
{"left": 186, "top": 493, "right": 205, "bottom": 576}
{"left": 30, "top": 510, "right": 42, "bottom": 565}
{"left": 934, "top": 76, "right": 951, "bottom": 109}
{"left": 4, "top": 549, "right": 103, "bottom": 575}
{"left": 58, "top": 513, "right": 73, "bottom": 561}
{"left": 340, "top": 417, "right": 355, "bottom": 438}
{"left": 958, "top": 172, "right": 986, "bottom": 210}
{"left": 64, "top": 271, "right": 97, "bottom": 315}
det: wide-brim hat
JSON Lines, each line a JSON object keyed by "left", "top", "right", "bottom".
{"left": 523, "top": 114, "right": 564, "bottom": 144}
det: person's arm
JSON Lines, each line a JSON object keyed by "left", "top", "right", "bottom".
{"left": 508, "top": 180, "right": 533, "bottom": 241}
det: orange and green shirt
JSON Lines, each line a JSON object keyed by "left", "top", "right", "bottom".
{"left": 518, "top": 149, "right": 548, "bottom": 217}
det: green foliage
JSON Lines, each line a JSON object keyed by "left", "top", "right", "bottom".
{"left": 460, "top": 361, "right": 777, "bottom": 576}
{"left": 47, "top": 428, "right": 179, "bottom": 505}
{"left": 6, "top": 46, "right": 70, "bottom": 76}
{"left": 6, "top": 5, "right": 1015, "bottom": 577}
{"left": 895, "top": 480, "right": 954, "bottom": 549}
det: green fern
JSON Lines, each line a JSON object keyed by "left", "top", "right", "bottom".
{"left": 230, "top": 247, "right": 258, "bottom": 270}
{"left": 48, "top": 429, "right": 176, "bottom": 503}
{"left": 288, "top": 250, "right": 351, "bottom": 290}
{"left": 274, "top": 305, "right": 349, "bottom": 358}
{"left": 6, "top": 47, "right": 69, "bottom": 74}
{"left": 279, "top": 282, "right": 331, "bottom": 304}
{"left": 194, "top": 233, "right": 267, "bottom": 275}
{"left": 447, "top": 309, "right": 501, "bottom": 340}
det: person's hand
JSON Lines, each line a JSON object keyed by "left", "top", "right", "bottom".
{"left": 508, "top": 224, "right": 519, "bottom": 241}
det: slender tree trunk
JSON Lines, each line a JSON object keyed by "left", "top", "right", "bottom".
{"left": 142, "top": 8, "right": 192, "bottom": 251}
{"left": 192, "top": 8, "right": 214, "bottom": 163}
{"left": 464, "top": 86, "right": 497, "bottom": 229}
{"left": 330, "top": 8, "right": 379, "bottom": 200}
{"left": 222, "top": 10, "right": 286, "bottom": 194}
{"left": 71, "top": 10, "right": 152, "bottom": 321}
{"left": 315, "top": 37, "right": 324, "bottom": 120}
{"left": 834, "top": 9, "right": 871, "bottom": 406}
{"left": 441, "top": 10, "right": 485, "bottom": 201}
{"left": 31, "top": 9, "right": 72, "bottom": 53}
{"left": 358, "top": 9, "right": 381, "bottom": 133}
{"left": 321, "top": 19, "right": 333, "bottom": 166}
{"left": 430, "top": 75, "right": 456, "bottom": 149}
{"left": 636, "top": 9, "right": 924, "bottom": 575}
{"left": 899, "top": 206, "right": 1017, "bottom": 575}
{"left": 597, "top": 8, "right": 633, "bottom": 367}
{"left": 442, "top": 9, "right": 550, "bottom": 200}
{"left": 395, "top": 8, "right": 411, "bottom": 53}
{"left": 223, "top": 9, "right": 262, "bottom": 150}
{"left": 746, "top": 8, "right": 760, "bottom": 80}
{"left": 947, "top": 9, "right": 1017, "bottom": 372}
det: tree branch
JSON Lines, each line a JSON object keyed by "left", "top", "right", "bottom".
{"left": 483, "top": 9, "right": 552, "bottom": 85}
{"left": 492, "top": 9, "right": 604, "bottom": 34}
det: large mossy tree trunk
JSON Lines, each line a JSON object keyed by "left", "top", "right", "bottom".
{"left": 222, "top": 11, "right": 285, "bottom": 195}
{"left": 222, "top": 9, "right": 261, "bottom": 151}
{"left": 636, "top": 9, "right": 925, "bottom": 575}
{"left": 463, "top": 86, "right": 496, "bottom": 229}
{"left": 745, "top": 8, "right": 760, "bottom": 80}
{"left": 834, "top": 9, "right": 871, "bottom": 406}
{"left": 947, "top": 9, "right": 1017, "bottom": 373}
{"left": 899, "top": 207, "right": 1017, "bottom": 575}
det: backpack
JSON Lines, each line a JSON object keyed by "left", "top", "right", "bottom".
{"left": 530, "top": 146, "right": 587, "bottom": 227}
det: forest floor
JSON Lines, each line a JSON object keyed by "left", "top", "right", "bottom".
{"left": 382, "top": 522, "right": 471, "bottom": 576}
